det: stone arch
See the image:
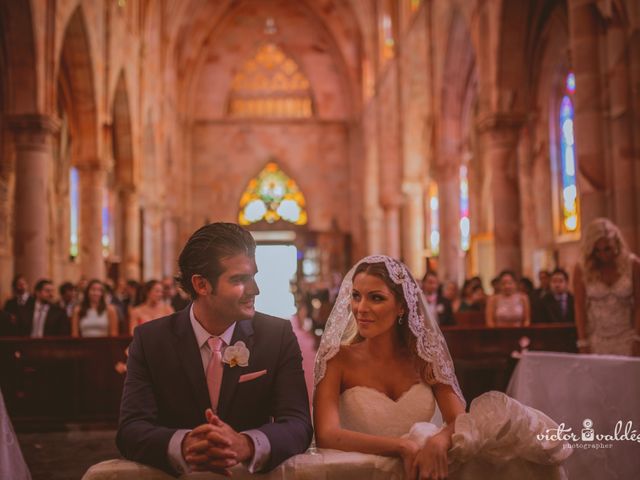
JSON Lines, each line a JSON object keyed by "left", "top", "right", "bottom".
{"left": 57, "top": 6, "right": 98, "bottom": 166}
{"left": 0, "top": 0, "right": 38, "bottom": 113}
{"left": 436, "top": 9, "right": 478, "bottom": 281}
{"left": 112, "top": 71, "right": 134, "bottom": 188}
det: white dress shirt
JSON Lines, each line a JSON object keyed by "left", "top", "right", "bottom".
{"left": 167, "top": 305, "right": 271, "bottom": 474}
{"left": 31, "top": 301, "right": 49, "bottom": 338}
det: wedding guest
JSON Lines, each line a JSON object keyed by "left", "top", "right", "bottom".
{"left": 129, "top": 280, "right": 174, "bottom": 334}
{"left": 534, "top": 270, "right": 551, "bottom": 300}
{"left": 58, "top": 282, "right": 77, "bottom": 319}
{"left": 574, "top": 218, "right": 640, "bottom": 355}
{"left": 421, "top": 272, "right": 454, "bottom": 326}
{"left": 486, "top": 270, "right": 530, "bottom": 327}
{"left": 16, "top": 279, "right": 69, "bottom": 337}
{"left": 3, "top": 274, "right": 31, "bottom": 321}
{"left": 441, "top": 281, "right": 461, "bottom": 313}
{"left": 71, "top": 279, "right": 118, "bottom": 337}
{"left": 539, "top": 268, "right": 574, "bottom": 323}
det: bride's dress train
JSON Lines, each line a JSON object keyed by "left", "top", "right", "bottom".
{"left": 301, "top": 384, "right": 571, "bottom": 480}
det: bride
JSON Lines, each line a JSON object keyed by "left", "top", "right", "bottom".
{"left": 313, "top": 255, "right": 571, "bottom": 479}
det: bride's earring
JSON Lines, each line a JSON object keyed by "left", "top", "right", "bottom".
{"left": 397, "top": 313, "right": 404, "bottom": 325}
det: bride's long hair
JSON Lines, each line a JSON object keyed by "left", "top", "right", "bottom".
{"left": 342, "top": 261, "right": 438, "bottom": 386}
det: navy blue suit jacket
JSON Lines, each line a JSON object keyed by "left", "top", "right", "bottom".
{"left": 116, "top": 307, "right": 312, "bottom": 475}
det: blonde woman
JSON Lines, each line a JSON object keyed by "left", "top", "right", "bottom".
{"left": 574, "top": 218, "right": 640, "bottom": 356}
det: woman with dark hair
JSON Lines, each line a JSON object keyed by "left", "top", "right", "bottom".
{"left": 313, "top": 255, "right": 569, "bottom": 479}
{"left": 71, "top": 279, "right": 118, "bottom": 337}
{"left": 485, "top": 270, "right": 531, "bottom": 327}
{"left": 129, "top": 279, "right": 173, "bottom": 334}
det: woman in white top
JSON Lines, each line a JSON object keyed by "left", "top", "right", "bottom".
{"left": 486, "top": 270, "right": 531, "bottom": 327}
{"left": 71, "top": 279, "right": 118, "bottom": 337}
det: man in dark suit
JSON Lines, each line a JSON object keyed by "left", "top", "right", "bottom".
{"left": 117, "top": 223, "right": 312, "bottom": 476}
{"left": 421, "top": 271, "right": 455, "bottom": 326}
{"left": 3, "top": 274, "right": 32, "bottom": 322}
{"left": 16, "top": 279, "right": 70, "bottom": 337}
{"left": 539, "top": 268, "right": 575, "bottom": 323}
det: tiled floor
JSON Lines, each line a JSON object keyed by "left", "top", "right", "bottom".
{"left": 19, "top": 429, "right": 120, "bottom": 480}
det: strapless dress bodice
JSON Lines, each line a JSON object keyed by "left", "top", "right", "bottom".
{"left": 339, "top": 383, "right": 436, "bottom": 437}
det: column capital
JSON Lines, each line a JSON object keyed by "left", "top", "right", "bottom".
{"left": 475, "top": 111, "right": 525, "bottom": 134}
{"left": 7, "top": 114, "right": 60, "bottom": 150}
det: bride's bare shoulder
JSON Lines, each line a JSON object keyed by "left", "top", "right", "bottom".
{"left": 328, "top": 343, "right": 363, "bottom": 367}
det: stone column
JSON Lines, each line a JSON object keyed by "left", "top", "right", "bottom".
{"left": 477, "top": 114, "right": 523, "bottom": 274}
{"left": 383, "top": 203, "right": 402, "bottom": 259}
{"left": 365, "top": 209, "right": 384, "bottom": 255}
{"left": 162, "top": 216, "right": 177, "bottom": 277}
{"left": 437, "top": 162, "right": 461, "bottom": 282}
{"left": 120, "top": 187, "right": 141, "bottom": 280}
{"left": 79, "top": 164, "right": 106, "bottom": 280}
{"left": 568, "top": 0, "right": 608, "bottom": 222}
{"left": 402, "top": 180, "right": 425, "bottom": 278}
{"left": 7, "top": 114, "right": 59, "bottom": 285}
{"left": 606, "top": 25, "right": 637, "bottom": 248}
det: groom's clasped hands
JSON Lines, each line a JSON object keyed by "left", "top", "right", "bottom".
{"left": 181, "top": 408, "right": 254, "bottom": 476}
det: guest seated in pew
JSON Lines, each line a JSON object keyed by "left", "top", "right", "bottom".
{"left": 486, "top": 270, "right": 530, "bottom": 327}
{"left": 421, "top": 271, "right": 454, "bottom": 326}
{"left": 129, "top": 280, "right": 173, "bottom": 334}
{"left": 71, "top": 279, "right": 119, "bottom": 337}
{"left": 16, "top": 279, "right": 70, "bottom": 337}
{"left": 458, "top": 281, "right": 486, "bottom": 313}
{"left": 538, "top": 268, "right": 575, "bottom": 323}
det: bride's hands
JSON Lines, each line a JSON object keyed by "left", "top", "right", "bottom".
{"left": 398, "top": 438, "right": 420, "bottom": 480}
{"left": 411, "top": 431, "right": 451, "bottom": 479}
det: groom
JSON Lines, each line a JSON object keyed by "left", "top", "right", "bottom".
{"left": 116, "top": 223, "right": 312, "bottom": 475}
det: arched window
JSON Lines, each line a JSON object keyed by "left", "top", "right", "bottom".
{"left": 228, "top": 43, "right": 313, "bottom": 118}
{"left": 379, "top": 1, "right": 395, "bottom": 62}
{"left": 69, "top": 167, "right": 79, "bottom": 259}
{"left": 556, "top": 72, "right": 579, "bottom": 235}
{"left": 427, "top": 182, "right": 439, "bottom": 256}
{"left": 459, "top": 165, "right": 470, "bottom": 251}
{"left": 238, "top": 161, "right": 308, "bottom": 226}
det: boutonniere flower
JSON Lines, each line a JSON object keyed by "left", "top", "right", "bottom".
{"left": 222, "top": 341, "right": 250, "bottom": 367}
{"left": 436, "top": 304, "right": 445, "bottom": 314}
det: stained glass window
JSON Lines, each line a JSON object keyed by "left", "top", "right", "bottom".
{"left": 460, "top": 165, "right": 470, "bottom": 251}
{"left": 238, "top": 162, "right": 308, "bottom": 226}
{"left": 228, "top": 43, "right": 313, "bottom": 118}
{"left": 381, "top": 11, "right": 395, "bottom": 60}
{"left": 559, "top": 72, "right": 579, "bottom": 234}
{"left": 69, "top": 167, "right": 79, "bottom": 258}
{"left": 428, "top": 182, "right": 439, "bottom": 256}
{"left": 410, "top": 0, "right": 421, "bottom": 13}
{"left": 102, "top": 187, "right": 110, "bottom": 258}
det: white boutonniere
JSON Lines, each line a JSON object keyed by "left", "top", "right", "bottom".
{"left": 222, "top": 341, "right": 250, "bottom": 367}
{"left": 436, "top": 304, "right": 445, "bottom": 314}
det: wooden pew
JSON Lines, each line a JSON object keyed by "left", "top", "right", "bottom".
{"left": 0, "top": 324, "right": 577, "bottom": 430}
{"left": 0, "top": 336, "right": 131, "bottom": 432}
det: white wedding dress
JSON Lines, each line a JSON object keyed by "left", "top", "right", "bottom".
{"left": 291, "top": 384, "right": 570, "bottom": 480}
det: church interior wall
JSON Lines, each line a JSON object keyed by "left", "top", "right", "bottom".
{"left": 0, "top": 0, "right": 639, "bottom": 298}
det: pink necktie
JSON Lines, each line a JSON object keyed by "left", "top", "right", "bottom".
{"left": 206, "top": 337, "right": 224, "bottom": 413}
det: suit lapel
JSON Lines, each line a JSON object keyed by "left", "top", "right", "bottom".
{"left": 172, "top": 310, "right": 210, "bottom": 414}
{"left": 217, "top": 318, "right": 255, "bottom": 419}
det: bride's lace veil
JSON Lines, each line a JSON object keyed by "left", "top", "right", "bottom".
{"left": 314, "top": 255, "right": 465, "bottom": 425}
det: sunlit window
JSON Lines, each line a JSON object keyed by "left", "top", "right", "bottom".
{"left": 558, "top": 72, "right": 579, "bottom": 234}
{"left": 460, "top": 166, "right": 470, "bottom": 251}
{"left": 381, "top": 12, "right": 395, "bottom": 60}
{"left": 428, "top": 182, "right": 439, "bottom": 256}
{"left": 228, "top": 43, "right": 313, "bottom": 118}
{"left": 410, "top": 0, "right": 421, "bottom": 13}
{"left": 238, "top": 161, "right": 308, "bottom": 226}
{"left": 70, "top": 167, "right": 79, "bottom": 259}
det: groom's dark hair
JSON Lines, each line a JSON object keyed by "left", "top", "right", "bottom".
{"left": 177, "top": 222, "right": 256, "bottom": 298}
